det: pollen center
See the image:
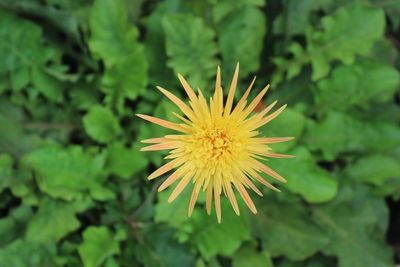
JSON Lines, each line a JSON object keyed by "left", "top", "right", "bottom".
{"left": 205, "top": 128, "right": 231, "bottom": 153}
{"left": 185, "top": 125, "right": 241, "bottom": 171}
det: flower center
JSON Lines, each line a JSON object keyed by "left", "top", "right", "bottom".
{"left": 184, "top": 126, "right": 241, "bottom": 172}
{"left": 204, "top": 128, "right": 232, "bottom": 154}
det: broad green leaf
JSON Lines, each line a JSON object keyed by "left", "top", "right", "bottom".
{"left": 307, "top": 5, "right": 385, "bottom": 80}
{"left": 232, "top": 245, "right": 273, "bottom": 267}
{"left": 254, "top": 197, "right": 329, "bottom": 260}
{"left": 188, "top": 200, "right": 251, "bottom": 260}
{"left": 0, "top": 11, "right": 46, "bottom": 74}
{"left": 22, "top": 145, "right": 114, "bottom": 201}
{"left": 163, "top": 14, "right": 219, "bottom": 90}
{"left": 312, "top": 185, "right": 393, "bottom": 267}
{"left": 345, "top": 154, "right": 400, "bottom": 186}
{"left": 31, "top": 67, "right": 64, "bottom": 102}
{"left": 105, "top": 142, "right": 148, "bottom": 179}
{"left": 274, "top": 5, "right": 385, "bottom": 82}
{"left": 134, "top": 226, "right": 195, "bottom": 267}
{"left": 304, "top": 112, "right": 400, "bottom": 160}
{"left": 211, "top": 0, "right": 265, "bottom": 23}
{"left": 369, "top": 38, "right": 398, "bottom": 65}
{"left": 25, "top": 198, "right": 90, "bottom": 243}
{"left": 10, "top": 67, "right": 30, "bottom": 91}
{"left": 154, "top": 184, "right": 192, "bottom": 228}
{"left": 217, "top": 6, "right": 266, "bottom": 78}
{"left": 143, "top": 0, "right": 181, "bottom": 86}
{"left": 315, "top": 59, "right": 400, "bottom": 112}
{"left": 83, "top": 106, "right": 122, "bottom": 144}
{"left": 0, "top": 240, "right": 57, "bottom": 267}
{"left": 267, "top": 147, "right": 338, "bottom": 203}
{"left": 0, "top": 206, "right": 32, "bottom": 247}
{"left": 89, "top": 0, "right": 148, "bottom": 101}
{"left": 78, "top": 226, "right": 120, "bottom": 267}
{"left": 0, "top": 103, "right": 46, "bottom": 157}
{"left": 273, "top": 0, "right": 332, "bottom": 35}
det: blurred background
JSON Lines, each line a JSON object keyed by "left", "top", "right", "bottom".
{"left": 0, "top": 0, "right": 400, "bottom": 266}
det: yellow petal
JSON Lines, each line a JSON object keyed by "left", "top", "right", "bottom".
{"left": 224, "top": 62, "right": 239, "bottom": 116}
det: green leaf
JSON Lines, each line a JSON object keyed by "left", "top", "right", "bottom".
{"left": 154, "top": 184, "right": 192, "bottom": 228}
{"left": 0, "top": 205, "right": 32, "bottom": 247}
{"left": 232, "top": 245, "right": 273, "bottom": 267}
{"left": 254, "top": 197, "right": 329, "bottom": 260}
{"left": 304, "top": 112, "right": 400, "bottom": 160}
{"left": 10, "top": 67, "right": 30, "bottom": 91}
{"left": 0, "top": 103, "right": 46, "bottom": 157}
{"left": 78, "top": 226, "right": 120, "bottom": 267}
{"left": 0, "top": 154, "right": 13, "bottom": 192}
{"left": 312, "top": 185, "right": 393, "bottom": 267}
{"left": 345, "top": 154, "right": 400, "bottom": 186}
{"left": 22, "top": 145, "right": 114, "bottom": 201}
{"left": 211, "top": 0, "right": 265, "bottom": 23}
{"left": 134, "top": 226, "right": 195, "bottom": 267}
{"left": 315, "top": 59, "right": 400, "bottom": 112}
{"left": 25, "top": 198, "right": 90, "bottom": 243}
{"left": 188, "top": 200, "right": 251, "bottom": 260}
{"left": 0, "top": 11, "right": 46, "bottom": 74}
{"left": 89, "top": 0, "right": 148, "bottom": 101}
{"left": 307, "top": 5, "right": 385, "bottom": 80}
{"left": 0, "top": 240, "right": 57, "bottom": 267}
{"left": 273, "top": 0, "right": 332, "bottom": 35}
{"left": 163, "top": 14, "right": 219, "bottom": 90}
{"left": 217, "top": 6, "right": 266, "bottom": 78}
{"left": 143, "top": 0, "right": 180, "bottom": 86}
{"left": 267, "top": 147, "right": 338, "bottom": 203}
{"left": 274, "top": 5, "right": 385, "bottom": 82}
{"left": 105, "top": 142, "right": 148, "bottom": 179}
{"left": 31, "top": 67, "right": 64, "bottom": 102}
{"left": 83, "top": 106, "right": 122, "bottom": 144}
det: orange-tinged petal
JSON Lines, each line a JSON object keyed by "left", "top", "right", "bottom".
{"left": 253, "top": 104, "right": 287, "bottom": 129}
{"left": 206, "top": 183, "right": 213, "bottom": 215}
{"left": 140, "top": 141, "right": 181, "bottom": 151}
{"left": 168, "top": 172, "right": 193, "bottom": 203}
{"left": 157, "top": 86, "right": 197, "bottom": 121}
{"left": 263, "top": 152, "right": 296, "bottom": 158}
{"left": 258, "top": 163, "right": 287, "bottom": 183}
{"left": 214, "top": 187, "right": 222, "bottom": 223}
{"left": 158, "top": 169, "right": 182, "bottom": 192}
{"left": 235, "top": 181, "right": 257, "bottom": 214}
{"left": 136, "top": 114, "right": 188, "bottom": 133}
{"left": 257, "top": 137, "right": 294, "bottom": 144}
{"left": 188, "top": 181, "right": 203, "bottom": 217}
{"left": 148, "top": 158, "right": 183, "bottom": 180}
{"left": 141, "top": 137, "right": 168, "bottom": 144}
{"left": 225, "top": 180, "right": 240, "bottom": 215}
{"left": 241, "top": 84, "right": 270, "bottom": 119}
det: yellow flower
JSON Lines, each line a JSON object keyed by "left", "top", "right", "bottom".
{"left": 137, "top": 64, "right": 294, "bottom": 223}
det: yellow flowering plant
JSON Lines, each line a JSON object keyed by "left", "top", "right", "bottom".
{"left": 138, "top": 64, "right": 294, "bottom": 222}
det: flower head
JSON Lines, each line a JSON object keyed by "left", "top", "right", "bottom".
{"left": 137, "top": 64, "right": 294, "bottom": 223}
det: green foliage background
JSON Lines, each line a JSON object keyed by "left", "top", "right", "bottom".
{"left": 0, "top": 0, "right": 400, "bottom": 266}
